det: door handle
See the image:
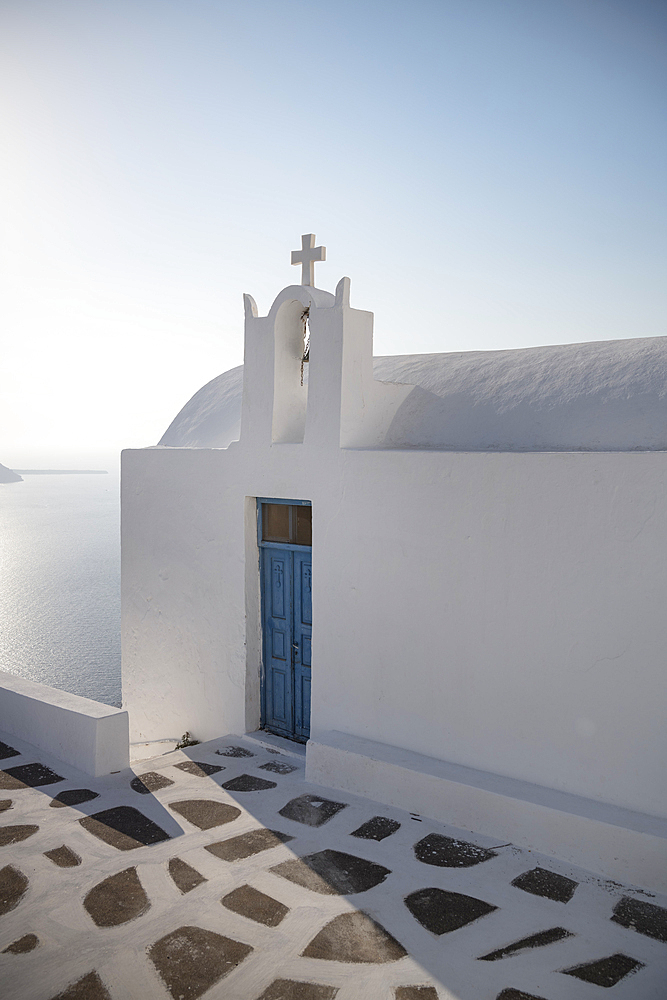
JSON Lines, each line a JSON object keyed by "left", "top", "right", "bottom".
{"left": 292, "top": 642, "right": 299, "bottom": 651}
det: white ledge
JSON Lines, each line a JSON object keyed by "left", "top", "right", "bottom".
{"left": 0, "top": 670, "right": 129, "bottom": 776}
{"left": 306, "top": 729, "right": 667, "bottom": 893}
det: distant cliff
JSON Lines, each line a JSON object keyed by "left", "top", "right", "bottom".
{"left": 0, "top": 463, "right": 23, "bottom": 483}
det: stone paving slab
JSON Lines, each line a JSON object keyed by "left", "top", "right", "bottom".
{"left": 0, "top": 728, "right": 666, "bottom": 1000}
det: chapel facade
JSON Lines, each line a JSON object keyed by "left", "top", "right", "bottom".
{"left": 121, "top": 236, "right": 667, "bottom": 891}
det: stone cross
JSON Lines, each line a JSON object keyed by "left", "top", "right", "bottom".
{"left": 291, "top": 234, "right": 326, "bottom": 286}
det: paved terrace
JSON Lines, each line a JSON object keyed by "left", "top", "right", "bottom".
{"left": 1, "top": 730, "right": 666, "bottom": 1000}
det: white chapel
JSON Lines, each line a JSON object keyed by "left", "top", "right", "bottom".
{"left": 121, "top": 236, "right": 667, "bottom": 892}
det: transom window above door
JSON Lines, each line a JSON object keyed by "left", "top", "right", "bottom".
{"left": 261, "top": 503, "right": 312, "bottom": 546}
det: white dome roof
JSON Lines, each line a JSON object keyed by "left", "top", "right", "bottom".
{"left": 159, "top": 336, "right": 667, "bottom": 451}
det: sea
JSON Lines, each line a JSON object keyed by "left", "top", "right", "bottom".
{"left": 0, "top": 470, "right": 121, "bottom": 707}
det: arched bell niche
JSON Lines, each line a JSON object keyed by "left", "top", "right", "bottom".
{"left": 272, "top": 298, "right": 310, "bottom": 443}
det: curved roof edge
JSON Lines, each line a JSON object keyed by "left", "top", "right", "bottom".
{"left": 159, "top": 336, "right": 667, "bottom": 452}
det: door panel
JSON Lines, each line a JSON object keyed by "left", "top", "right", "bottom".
{"left": 301, "top": 635, "right": 311, "bottom": 667}
{"left": 293, "top": 549, "right": 312, "bottom": 740}
{"left": 272, "top": 669, "right": 288, "bottom": 723}
{"left": 263, "top": 548, "right": 293, "bottom": 736}
{"left": 297, "top": 669, "right": 311, "bottom": 740}
{"left": 300, "top": 561, "right": 312, "bottom": 624}
{"left": 270, "top": 557, "right": 286, "bottom": 617}
{"left": 272, "top": 629, "right": 286, "bottom": 659}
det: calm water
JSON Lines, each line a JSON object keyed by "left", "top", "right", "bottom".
{"left": 0, "top": 472, "right": 121, "bottom": 707}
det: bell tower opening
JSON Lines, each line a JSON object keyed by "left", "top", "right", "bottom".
{"left": 271, "top": 299, "right": 310, "bottom": 443}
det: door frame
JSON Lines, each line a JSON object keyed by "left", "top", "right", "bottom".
{"left": 257, "top": 497, "right": 312, "bottom": 742}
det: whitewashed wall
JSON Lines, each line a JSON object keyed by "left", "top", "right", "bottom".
{"left": 122, "top": 445, "right": 666, "bottom": 821}
{"left": 122, "top": 280, "right": 667, "bottom": 834}
{"left": 314, "top": 449, "right": 667, "bottom": 821}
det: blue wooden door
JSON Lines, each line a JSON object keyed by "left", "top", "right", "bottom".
{"left": 260, "top": 501, "right": 311, "bottom": 742}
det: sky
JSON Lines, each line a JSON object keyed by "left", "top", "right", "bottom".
{"left": 1, "top": 0, "right": 665, "bottom": 467}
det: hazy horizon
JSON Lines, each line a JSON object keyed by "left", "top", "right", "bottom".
{"left": 2, "top": 448, "right": 122, "bottom": 471}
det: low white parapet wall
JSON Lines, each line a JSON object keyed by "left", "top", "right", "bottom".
{"left": 0, "top": 670, "right": 129, "bottom": 776}
{"left": 306, "top": 729, "right": 667, "bottom": 894}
